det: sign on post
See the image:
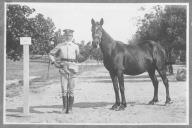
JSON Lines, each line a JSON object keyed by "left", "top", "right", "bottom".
{"left": 50, "top": 41, "right": 54, "bottom": 45}
{"left": 20, "top": 37, "right": 31, "bottom": 115}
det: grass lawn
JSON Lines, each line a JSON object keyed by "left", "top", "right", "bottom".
{"left": 6, "top": 59, "right": 55, "bottom": 80}
{"left": 5, "top": 58, "right": 186, "bottom": 98}
{"left": 6, "top": 59, "right": 103, "bottom": 81}
{"left": 6, "top": 58, "right": 186, "bottom": 82}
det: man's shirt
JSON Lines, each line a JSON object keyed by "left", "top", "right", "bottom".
{"left": 49, "top": 41, "right": 79, "bottom": 62}
{"left": 49, "top": 41, "right": 80, "bottom": 75}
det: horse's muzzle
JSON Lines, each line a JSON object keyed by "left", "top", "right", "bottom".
{"left": 92, "top": 41, "right": 99, "bottom": 48}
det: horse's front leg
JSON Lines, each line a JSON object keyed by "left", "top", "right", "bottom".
{"left": 109, "top": 72, "right": 120, "bottom": 110}
{"left": 117, "top": 70, "right": 127, "bottom": 110}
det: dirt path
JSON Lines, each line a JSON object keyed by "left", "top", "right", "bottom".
{"left": 5, "top": 66, "right": 187, "bottom": 124}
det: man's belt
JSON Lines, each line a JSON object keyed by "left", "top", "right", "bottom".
{"left": 61, "top": 58, "right": 76, "bottom": 62}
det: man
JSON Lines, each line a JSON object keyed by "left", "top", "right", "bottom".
{"left": 49, "top": 29, "right": 79, "bottom": 113}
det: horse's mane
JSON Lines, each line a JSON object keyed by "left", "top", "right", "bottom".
{"left": 102, "top": 29, "right": 114, "bottom": 42}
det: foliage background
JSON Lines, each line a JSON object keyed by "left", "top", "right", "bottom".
{"left": 6, "top": 4, "right": 186, "bottom": 64}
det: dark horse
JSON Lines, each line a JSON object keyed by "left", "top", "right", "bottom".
{"left": 91, "top": 18, "right": 171, "bottom": 111}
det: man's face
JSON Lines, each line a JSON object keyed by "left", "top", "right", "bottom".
{"left": 65, "top": 35, "right": 73, "bottom": 42}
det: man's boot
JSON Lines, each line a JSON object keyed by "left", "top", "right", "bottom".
{"left": 62, "top": 96, "right": 67, "bottom": 112}
{"left": 69, "top": 96, "right": 74, "bottom": 112}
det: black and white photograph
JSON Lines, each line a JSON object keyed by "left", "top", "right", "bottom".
{"left": 4, "top": 2, "right": 189, "bottom": 125}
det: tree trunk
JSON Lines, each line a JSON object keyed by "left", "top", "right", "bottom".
{"left": 167, "top": 49, "right": 174, "bottom": 74}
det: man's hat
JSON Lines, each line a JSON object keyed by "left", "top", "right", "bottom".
{"left": 63, "top": 29, "right": 74, "bottom": 36}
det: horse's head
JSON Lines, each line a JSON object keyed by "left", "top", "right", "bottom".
{"left": 91, "top": 18, "right": 104, "bottom": 48}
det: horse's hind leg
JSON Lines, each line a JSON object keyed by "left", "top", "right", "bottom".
{"left": 117, "top": 70, "right": 127, "bottom": 110}
{"left": 109, "top": 72, "right": 120, "bottom": 110}
{"left": 157, "top": 68, "right": 171, "bottom": 104}
{"left": 148, "top": 68, "right": 159, "bottom": 105}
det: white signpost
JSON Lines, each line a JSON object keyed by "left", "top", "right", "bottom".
{"left": 20, "top": 37, "right": 31, "bottom": 115}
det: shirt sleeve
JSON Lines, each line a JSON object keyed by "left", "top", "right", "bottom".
{"left": 49, "top": 44, "right": 61, "bottom": 62}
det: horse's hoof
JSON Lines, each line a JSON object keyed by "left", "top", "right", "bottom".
{"left": 148, "top": 99, "right": 158, "bottom": 105}
{"left": 65, "top": 110, "right": 73, "bottom": 114}
{"left": 122, "top": 102, "right": 127, "bottom": 107}
{"left": 148, "top": 101, "right": 154, "bottom": 105}
{"left": 111, "top": 104, "right": 119, "bottom": 110}
{"left": 165, "top": 100, "right": 173, "bottom": 105}
{"left": 116, "top": 104, "right": 126, "bottom": 111}
{"left": 61, "top": 109, "right": 66, "bottom": 114}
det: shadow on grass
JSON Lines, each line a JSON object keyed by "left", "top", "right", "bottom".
{"left": 6, "top": 107, "right": 44, "bottom": 114}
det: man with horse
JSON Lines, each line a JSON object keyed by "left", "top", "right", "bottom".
{"left": 49, "top": 29, "right": 79, "bottom": 113}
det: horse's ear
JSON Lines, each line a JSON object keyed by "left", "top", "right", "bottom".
{"left": 100, "top": 18, "right": 104, "bottom": 26}
{"left": 91, "top": 18, "right": 95, "bottom": 25}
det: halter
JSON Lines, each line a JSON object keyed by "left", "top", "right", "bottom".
{"left": 92, "top": 23, "right": 103, "bottom": 48}
{"left": 94, "top": 26, "right": 102, "bottom": 41}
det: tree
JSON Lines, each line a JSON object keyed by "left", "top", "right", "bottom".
{"left": 6, "top": 4, "right": 56, "bottom": 61}
{"left": 53, "top": 29, "right": 64, "bottom": 46}
{"left": 78, "top": 41, "right": 92, "bottom": 60}
{"left": 137, "top": 5, "right": 186, "bottom": 54}
{"left": 135, "top": 5, "right": 186, "bottom": 73}
{"left": 29, "top": 13, "right": 56, "bottom": 56}
{"left": 6, "top": 4, "right": 35, "bottom": 61}
{"left": 77, "top": 41, "right": 103, "bottom": 62}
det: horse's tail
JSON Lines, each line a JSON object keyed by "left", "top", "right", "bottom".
{"left": 152, "top": 41, "right": 167, "bottom": 70}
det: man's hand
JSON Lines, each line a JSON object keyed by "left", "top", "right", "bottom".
{"left": 55, "top": 62, "right": 62, "bottom": 68}
{"left": 51, "top": 61, "right": 55, "bottom": 65}
{"left": 51, "top": 61, "right": 62, "bottom": 68}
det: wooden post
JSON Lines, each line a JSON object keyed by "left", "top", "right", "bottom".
{"left": 20, "top": 37, "right": 31, "bottom": 115}
{"left": 23, "top": 45, "right": 29, "bottom": 115}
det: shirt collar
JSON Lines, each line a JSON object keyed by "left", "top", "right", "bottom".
{"left": 63, "top": 41, "right": 72, "bottom": 45}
